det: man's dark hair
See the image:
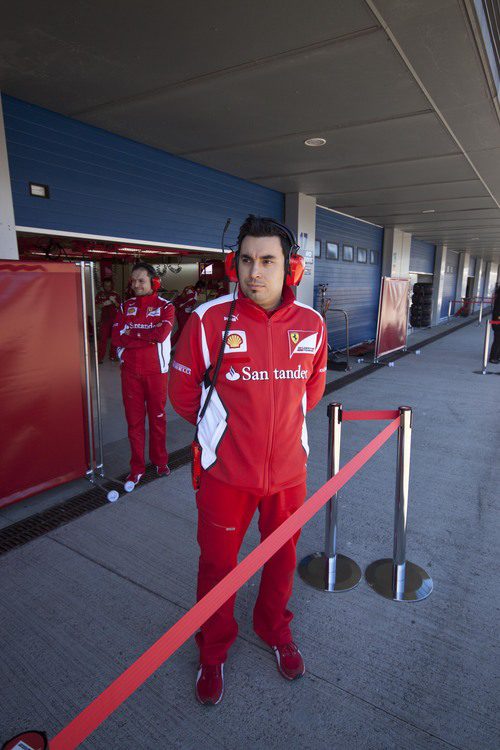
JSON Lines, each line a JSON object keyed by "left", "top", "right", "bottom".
{"left": 237, "top": 215, "right": 292, "bottom": 257}
{"left": 194, "top": 280, "right": 205, "bottom": 291}
{"left": 132, "top": 261, "right": 156, "bottom": 279}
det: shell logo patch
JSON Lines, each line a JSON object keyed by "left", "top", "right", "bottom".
{"left": 126, "top": 306, "right": 137, "bottom": 316}
{"left": 227, "top": 334, "right": 243, "bottom": 349}
{"left": 288, "top": 330, "right": 317, "bottom": 357}
{"left": 222, "top": 330, "right": 247, "bottom": 353}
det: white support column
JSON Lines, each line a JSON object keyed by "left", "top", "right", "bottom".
{"left": 431, "top": 244, "right": 447, "bottom": 325}
{"left": 472, "top": 258, "right": 484, "bottom": 300}
{"left": 485, "top": 262, "right": 498, "bottom": 299}
{"left": 381, "top": 227, "right": 411, "bottom": 278}
{"left": 455, "top": 252, "right": 469, "bottom": 299}
{"left": 285, "top": 192, "right": 316, "bottom": 307}
{"left": 0, "top": 93, "right": 18, "bottom": 259}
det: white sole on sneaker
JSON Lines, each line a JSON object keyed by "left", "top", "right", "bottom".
{"left": 195, "top": 663, "right": 225, "bottom": 706}
{"left": 273, "top": 646, "right": 305, "bottom": 681}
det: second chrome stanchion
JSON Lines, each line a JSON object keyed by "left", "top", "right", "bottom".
{"left": 365, "top": 406, "right": 433, "bottom": 601}
{"left": 298, "top": 402, "right": 361, "bottom": 592}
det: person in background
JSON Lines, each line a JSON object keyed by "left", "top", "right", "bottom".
{"left": 172, "top": 280, "right": 204, "bottom": 347}
{"left": 112, "top": 262, "right": 175, "bottom": 488}
{"left": 489, "top": 284, "right": 500, "bottom": 364}
{"left": 95, "top": 277, "right": 121, "bottom": 363}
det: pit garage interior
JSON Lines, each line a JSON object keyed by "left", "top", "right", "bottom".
{"left": 0, "top": 2, "right": 499, "bottom": 749}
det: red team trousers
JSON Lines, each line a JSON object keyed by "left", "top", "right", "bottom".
{"left": 98, "top": 316, "right": 117, "bottom": 361}
{"left": 120, "top": 369, "right": 168, "bottom": 475}
{"left": 195, "top": 472, "right": 306, "bottom": 665}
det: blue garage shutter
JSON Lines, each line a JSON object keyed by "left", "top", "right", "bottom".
{"left": 314, "top": 207, "right": 383, "bottom": 349}
{"left": 440, "top": 250, "right": 460, "bottom": 318}
{"left": 410, "top": 238, "right": 435, "bottom": 274}
{"left": 2, "top": 94, "right": 283, "bottom": 248}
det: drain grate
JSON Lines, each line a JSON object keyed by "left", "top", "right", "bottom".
{"left": 0, "top": 445, "right": 192, "bottom": 557}
{"left": 0, "top": 489, "right": 106, "bottom": 556}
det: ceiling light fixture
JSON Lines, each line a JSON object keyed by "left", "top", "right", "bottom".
{"left": 304, "top": 137, "right": 327, "bottom": 147}
{"left": 421, "top": 209, "right": 435, "bottom": 214}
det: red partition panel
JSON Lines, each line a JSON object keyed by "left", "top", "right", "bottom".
{"left": 375, "top": 277, "right": 410, "bottom": 359}
{"left": 0, "top": 261, "right": 88, "bottom": 507}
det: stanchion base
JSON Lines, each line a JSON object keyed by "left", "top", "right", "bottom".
{"left": 365, "top": 559, "right": 433, "bottom": 601}
{"left": 298, "top": 552, "right": 361, "bottom": 592}
{"left": 1, "top": 730, "right": 48, "bottom": 750}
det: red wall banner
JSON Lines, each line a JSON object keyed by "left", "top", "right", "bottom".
{"left": 0, "top": 261, "right": 89, "bottom": 507}
{"left": 375, "top": 277, "right": 410, "bottom": 360}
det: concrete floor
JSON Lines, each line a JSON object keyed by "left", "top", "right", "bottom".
{"left": 1, "top": 320, "right": 499, "bottom": 749}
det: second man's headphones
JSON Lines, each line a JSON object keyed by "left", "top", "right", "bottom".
{"left": 224, "top": 218, "right": 305, "bottom": 287}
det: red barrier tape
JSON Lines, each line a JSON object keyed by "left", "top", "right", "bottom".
{"left": 50, "top": 417, "right": 400, "bottom": 750}
{"left": 343, "top": 410, "right": 399, "bottom": 421}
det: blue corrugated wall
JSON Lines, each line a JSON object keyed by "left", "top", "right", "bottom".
{"left": 409, "top": 238, "right": 435, "bottom": 274}
{"left": 2, "top": 94, "right": 283, "bottom": 249}
{"left": 314, "top": 207, "right": 383, "bottom": 349}
{"left": 468, "top": 256, "right": 476, "bottom": 276}
{"left": 440, "top": 250, "right": 459, "bottom": 318}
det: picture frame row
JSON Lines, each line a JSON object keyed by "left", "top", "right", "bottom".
{"left": 314, "top": 240, "right": 378, "bottom": 264}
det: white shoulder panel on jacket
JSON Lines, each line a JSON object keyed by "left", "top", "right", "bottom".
{"left": 194, "top": 293, "right": 234, "bottom": 321}
{"left": 293, "top": 299, "right": 324, "bottom": 323}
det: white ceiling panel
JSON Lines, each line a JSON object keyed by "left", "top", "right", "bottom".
{"left": 76, "top": 30, "right": 429, "bottom": 154}
{"left": 182, "top": 111, "right": 457, "bottom": 179}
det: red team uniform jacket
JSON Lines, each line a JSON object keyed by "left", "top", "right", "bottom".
{"left": 95, "top": 289, "right": 120, "bottom": 320}
{"left": 112, "top": 293, "right": 175, "bottom": 373}
{"left": 174, "top": 285, "right": 198, "bottom": 316}
{"left": 169, "top": 286, "right": 328, "bottom": 494}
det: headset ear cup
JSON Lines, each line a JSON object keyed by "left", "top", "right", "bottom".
{"left": 286, "top": 254, "right": 305, "bottom": 286}
{"left": 224, "top": 252, "right": 238, "bottom": 282}
{"left": 152, "top": 277, "right": 161, "bottom": 291}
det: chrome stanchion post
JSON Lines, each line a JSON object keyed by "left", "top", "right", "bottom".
{"left": 87, "top": 261, "right": 105, "bottom": 475}
{"left": 298, "top": 402, "right": 361, "bottom": 592}
{"left": 79, "top": 262, "right": 95, "bottom": 479}
{"left": 482, "top": 320, "right": 491, "bottom": 375}
{"left": 365, "top": 406, "right": 433, "bottom": 601}
{"left": 343, "top": 310, "right": 351, "bottom": 371}
{"left": 324, "top": 403, "right": 341, "bottom": 560}
{"left": 447, "top": 299, "right": 452, "bottom": 321}
{"left": 478, "top": 299, "right": 483, "bottom": 325}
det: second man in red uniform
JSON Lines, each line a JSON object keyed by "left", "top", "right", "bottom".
{"left": 112, "top": 262, "right": 175, "bottom": 487}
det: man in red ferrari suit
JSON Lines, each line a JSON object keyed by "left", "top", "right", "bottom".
{"left": 169, "top": 215, "right": 327, "bottom": 705}
{"left": 95, "top": 277, "right": 121, "bottom": 363}
{"left": 171, "top": 280, "right": 204, "bottom": 347}
{"left": 112, "top": 262, "right": 175, "bottom": 487}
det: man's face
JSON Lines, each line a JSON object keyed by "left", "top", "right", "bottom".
{"left": 103, "top": 280, "right": 112, "bottom": 292}
{"left": 130, "top": 269, "right": 153, "bottom": 296}
{"left": 238, "top": 235, "right": 285, "bottom": 311}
